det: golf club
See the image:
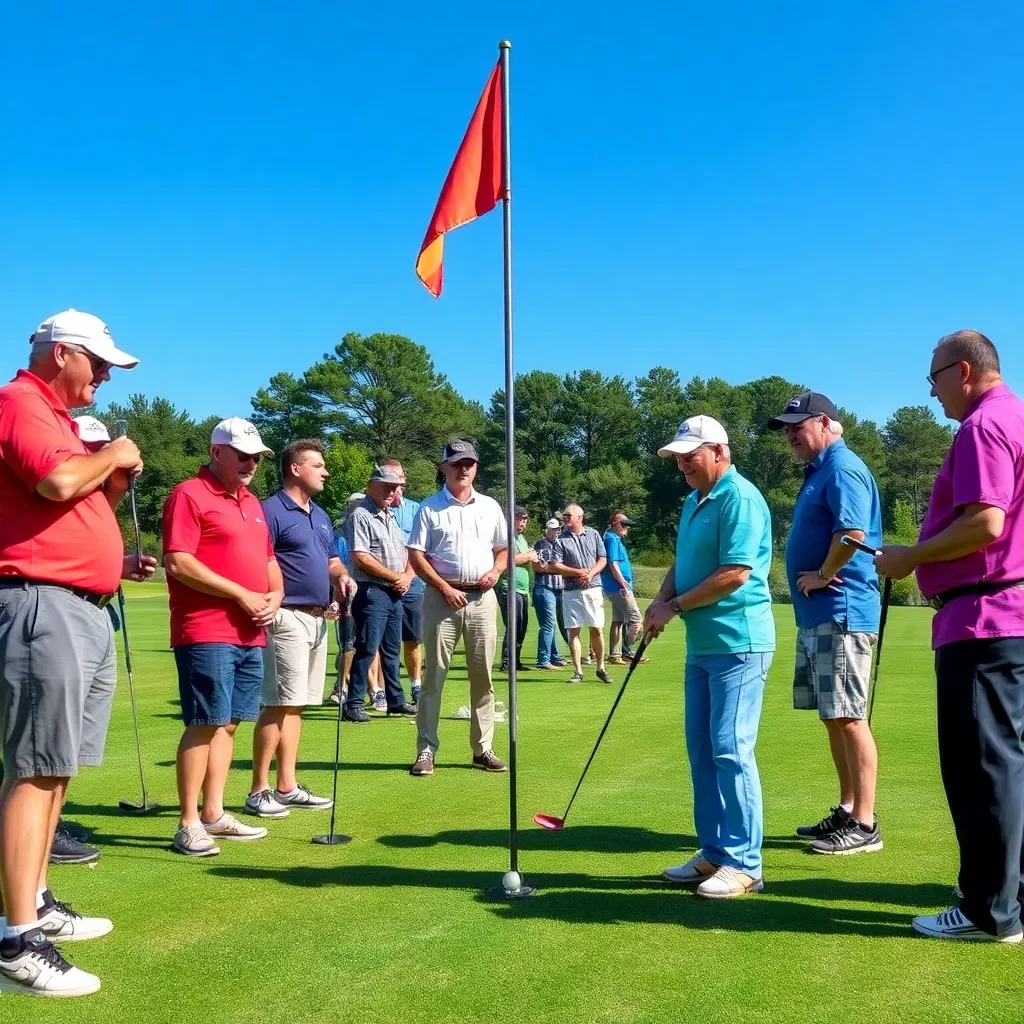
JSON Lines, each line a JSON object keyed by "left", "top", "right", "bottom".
{"left": 313, "top": 597, "right": 352, "bottom": 846}
{"left": 534, "top": 636, "right": 649, "bottom": 830}
{"left": 115, "top": 418, "right": 144, "bottom": 570}
{"left": 839, "top": 535, "right": 890, "bottom": 726}
{"left": 116, "top": 585, "right": 160, "bottom": 813}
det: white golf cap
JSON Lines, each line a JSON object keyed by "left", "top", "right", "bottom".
{"left": 545, "top": 517, "right": 560, "bottom": 529}
{"left": 31, "top": 309, "right": 139, "bottom": 369}
{"left": 73, "top": 415, "right": 111, "bottom": 444}
{"left": 210, "top": 417, "right": 273, "bottom": 456}
{"left": 658, "top": 415, "right": 729, "bottom": 457}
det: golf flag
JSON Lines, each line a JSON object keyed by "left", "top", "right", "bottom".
{"left": 415, "top": 59, "right": 504, "bottom": 297}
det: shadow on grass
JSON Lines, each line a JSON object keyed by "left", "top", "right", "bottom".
{"left": 149, "top": 758, "right": 454, "bottom": 772}
{"left": 204, "top": 863, "right": 924, "bottom": 937}
{"left": 63, "top": 801, "right": 180, "bottom": 819}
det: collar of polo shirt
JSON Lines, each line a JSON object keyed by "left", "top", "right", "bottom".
{"left": 441, "top": 483, "right": 476, "bottom": 505}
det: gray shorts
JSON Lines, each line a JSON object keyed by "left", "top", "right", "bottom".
{"left": 0, "top": 582, "right": 117, "bottom": 779}
{"left": 792, "top": 621, "right": 876, "bottom": 721}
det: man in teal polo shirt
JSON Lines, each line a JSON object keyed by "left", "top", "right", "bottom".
{"left": 644, "top": 415, "right": 775, "bottom": 899}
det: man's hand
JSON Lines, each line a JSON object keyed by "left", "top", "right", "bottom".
{"left": 525, "top": 549, "right": 540, "bottom": 564}
{"left": 393, "top": 571, "right": 412, "bottom": 596}
{"left": 620, "top": 586, "right": 631, "bottom": 597}
{"left": 121, "top": 554, "right": 157, "bottom": 583}
{"left": 874, "top": 545, "right": 918, "bottom": 581}
{"left": 796, "top": 570, "right": 843, "bottom": 596}
{"left": 644, "top": 599, "right": 677, "bottom": 640}
{"left": 441, "top": 583, "right": 469, "bottom": 609}
{"left": 251, "top": 590, "right": 283, "bottom": 627}
{"left": 324, "top": 601, "right": 341, "bottom": 621}
{"left": 107, "top": 436, "right": 144, "bottom": 474}
{"left": 236, "top": 588, "right": 271, "bottom": 622}
{"left": 478, "top": 568, "right": 500, "bottom": 591}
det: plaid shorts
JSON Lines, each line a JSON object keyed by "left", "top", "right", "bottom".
{"left": 792, "top": 622, "right": 876, "bottom": 720}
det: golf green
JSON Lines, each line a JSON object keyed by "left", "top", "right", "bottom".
{"left": 11, "top": 586, "right": 1022, "bottom": 1022}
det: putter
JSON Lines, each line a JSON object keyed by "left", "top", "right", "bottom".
{"left": 115, "top": 419, "right": 144, "bottom": 571}
{"left": 116, "top": 586, "right": 160, "bottom": 813}
{"left": 534, "top": 637, "right": 649, "bottom": 830}
{"left": 839, "top": 535, "right": 890, "bottom": 726}
{"left": 313, "top": 598, "right": 352, "bottom": 846}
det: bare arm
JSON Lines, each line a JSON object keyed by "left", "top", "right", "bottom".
{"left": 676, "top": 565, "right": 751, "bottom": 612}
{"left": 608, "top": 560, "right": 629, "bottom": 589}
{"left": 164, "top": 551, "right": 248, "bottom": 601}
{"left": 352, "top": 550, "right": 405, "bottom": 586}
{"left": 797, "top": 529, "right": 865, "bottom": 595}
{"left": 36, "top": 437, "right": 142, "bottom": 502}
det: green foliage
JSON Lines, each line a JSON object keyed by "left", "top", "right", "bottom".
{"left": 321, "top": 436, "right": 375, "bottom": 519}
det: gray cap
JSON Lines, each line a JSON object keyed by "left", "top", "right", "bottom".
{"left": 440, "top": 439, "right": 479, "bottom": 464}
{"left": 545, "top": 517, "right": 560, "bottom": 529}
{"left": 370, "top": 464, "right": 404, "bottom": 484}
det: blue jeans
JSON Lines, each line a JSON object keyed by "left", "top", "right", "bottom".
{"left": 532, "top": 586, "right": 565, "bottom": 666}
{"left": 346, "top": 583, "right": 407, "bottom": 711}
{"left": 684, "top": 652, "right": 772, "bottom": 877}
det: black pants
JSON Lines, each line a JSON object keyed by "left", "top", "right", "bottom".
{"left": 936, "top": 637, "right": 1024, "bottom": 936}
{"left": 499, "top": 590, "right": 528, "bottom": 668}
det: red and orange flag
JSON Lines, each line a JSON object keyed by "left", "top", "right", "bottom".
{"left": 415, "top": 60, "right": 504, "bottom": 297}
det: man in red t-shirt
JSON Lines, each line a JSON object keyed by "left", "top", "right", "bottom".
{"left": 0, "top": 310, "right": 148, "bottom": 998}
{"left": 162, "top": 417, "right": 284, "bottom": 858}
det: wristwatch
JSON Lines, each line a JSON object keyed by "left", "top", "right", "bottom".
{"left": 670, "top": 596, "right": 684, "bottom": 616}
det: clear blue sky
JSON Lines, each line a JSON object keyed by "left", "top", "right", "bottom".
{"left": 3, "top": 1, "right": 1022, "bottom": 427}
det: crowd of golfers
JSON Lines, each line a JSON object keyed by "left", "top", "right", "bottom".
{"left": 1, "top": 313, "right": 1022, "bottom": 998}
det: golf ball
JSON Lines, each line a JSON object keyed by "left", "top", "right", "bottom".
{"left": 503, "top": 871, "right": 522, "bottom": 892}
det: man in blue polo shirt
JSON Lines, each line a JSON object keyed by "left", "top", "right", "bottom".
{"left": 246, "top": 439, "right": 354, "bottom": 818}
{"left": 602, "top": 511, "right": 644, "bottom": 665}
{"left": 644, "top": 415, "right": 775, "bottom": 899}
{"left": 768, "top": 392, "right": 883, "bottom": 856}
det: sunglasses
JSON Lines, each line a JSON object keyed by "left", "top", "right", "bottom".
{"left": 230, "top": 448, "right": 260, "bottom": 464}
{"left": 926, "top": 360, "right": 962, "bottom": 388}
{"left": 68, "top": 346, "right": 113, "bottom": 375}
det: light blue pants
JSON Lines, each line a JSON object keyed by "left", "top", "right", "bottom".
{"left": 684, "top": 652, "right": 772, "bottom": 878}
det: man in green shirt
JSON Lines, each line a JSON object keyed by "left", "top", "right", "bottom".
{"left": 499, "top": 506, "right": 537, "bottom": 672}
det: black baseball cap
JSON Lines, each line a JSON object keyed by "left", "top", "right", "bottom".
{"left": 440, "top": 439, "right": 479, "bottom": 464}
{"left": 767, "top": 392, "right": 840, "bottom": 429}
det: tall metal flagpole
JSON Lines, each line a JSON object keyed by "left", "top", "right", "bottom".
{"left": 490, "top": 39, "right": 534, "bottom": 900}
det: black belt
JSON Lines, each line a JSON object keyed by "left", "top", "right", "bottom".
{"left": 931, "top": 579, "right": 1024, "bottom": 610}
{"left": 0, "top": 577, "right": 114, "bottom": 609}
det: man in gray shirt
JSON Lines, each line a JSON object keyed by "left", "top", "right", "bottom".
{"left": 549, "top": 504, "right": 612, "bottom": 684}
{"left": 341, "top": 464, "right": 416, "bottom": 723}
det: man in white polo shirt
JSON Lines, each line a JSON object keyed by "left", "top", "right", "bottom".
{"left": 406, "top": 440, "right": 508, "bottom": 777}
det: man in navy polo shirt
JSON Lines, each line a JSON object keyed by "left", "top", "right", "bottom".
{"left": 768, "top": 392, "right": 884, "bottom": 855}
{"left": 246, "top": 439, "right": 355, "bottom": 818}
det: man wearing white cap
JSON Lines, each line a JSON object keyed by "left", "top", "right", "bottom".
{"left": 645, "top": 415, "right": 775, "bottom": 899}
{"left": 532, "top": 517, "right": 568, "bottom": 669}
{"left": 0, "top": 310, "right": 147, "bottom": 997}
{"left": 162, "top": 417, "right": 283, "bottom": 857}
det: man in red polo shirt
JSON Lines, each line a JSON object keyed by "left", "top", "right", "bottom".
{"left": 0, "top": 309, "right": 148, "bottom": 998}
{"left": 163, "top": 417, "right": 284, "bottom": 857}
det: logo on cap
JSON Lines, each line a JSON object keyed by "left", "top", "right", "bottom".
{"left": 450, "top": 441, "right": 470, "bottom": 453}
{"left": 678, "top": 423, "right": 690, "bottom": 434}
{"left": 787, "top": 397, "right": 801, "bottom": 410}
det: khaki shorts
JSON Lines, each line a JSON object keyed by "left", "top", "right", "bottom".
{"left": 262, "top": 607, "right": 329, "bottom": 707}
{"left": 562, "top": 587, "right": 605, "bottom": 629}
{"left": 792, "top": 621, "right": 876, "bottom": 721}
{"left": 609, "top": 588, "right": 642, "bottom": 627}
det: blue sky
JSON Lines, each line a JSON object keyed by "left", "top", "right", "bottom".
{"left": 3, "top": 1, "right": 1022, "bottom": 427}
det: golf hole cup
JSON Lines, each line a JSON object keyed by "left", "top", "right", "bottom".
{"left": 502, "top": 871, "right": 522, "bottom": 892}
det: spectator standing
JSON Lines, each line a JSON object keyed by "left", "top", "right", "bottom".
{"left": 602, "top": 512, "right": 645, "bottom": 665}
{"left": 533, "top": 517, "right": 567, "bottom": 670}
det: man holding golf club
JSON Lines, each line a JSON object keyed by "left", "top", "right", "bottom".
{"left": 645, "top": 415, "right": 775, "bottom": 899}
{"left": 246, "top": 439, "right": 355, "bottom": 819}
{"left": 163, "top": 417, "right": 282, "bottom": 857}
{"left": 876, "top": 331, "right": 1024, "bottom": 944}
{"left": 407, "top": 440, "right": 508, "bottom": 777}
{"left": 767, "top": 393, "right": 884, "bottom": 855}
{"left": 0, "top": 310, "right": 149, "bottom": 997}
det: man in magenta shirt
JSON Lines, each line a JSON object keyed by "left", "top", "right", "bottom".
{"left": 876, "top": 330, "right": 1024, "bottom": 944}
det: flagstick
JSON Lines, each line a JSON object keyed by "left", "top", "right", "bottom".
{"left": 489, "top": 38, "right": 534, "bottom": 901}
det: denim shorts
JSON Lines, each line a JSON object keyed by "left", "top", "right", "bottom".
{"left": 402, "top": 591, "right": 425, "bottom": 644}
{"left": 174, "top": 643, "right": 263, "bottom": 726}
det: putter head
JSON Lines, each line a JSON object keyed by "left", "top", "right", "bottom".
{"left": 533, "top": 813, "right": 565, "bottom": 831}
{"left": 118, "top": 800, "right": 162, "bottom": 815}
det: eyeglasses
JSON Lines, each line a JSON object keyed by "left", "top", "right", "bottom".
{"left": 230, "top": 448, "right": 260, "bottom": 464}
{"left": 926, "top": 360, "right": 962, "bottom": 388}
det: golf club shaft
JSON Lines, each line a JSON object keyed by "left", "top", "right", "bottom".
{"left": 114, "top": 419, "right": 144, "bottom": 568}
{"left": 868, "top": 577, "right": 892, "bottom": 727}
{"left": 325, "top": 599, "right": 350, "bottom": 837}
{"left": 559, "top": 638, "right": 649, "bottom": 824}
{"left": 117, "top": 586, "right": 149, "bottom": 806}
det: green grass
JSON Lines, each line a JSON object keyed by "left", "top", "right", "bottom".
{"left": 14, "top": 586, "right": 1023, "bottom": 1022}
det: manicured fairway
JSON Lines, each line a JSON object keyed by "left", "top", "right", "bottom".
{"left": 11, "top": 586, "right": 1022, "bottom": 1022}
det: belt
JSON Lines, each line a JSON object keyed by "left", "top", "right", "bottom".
{"left": 0, "top": 577, "right": 114, "bottom": 609}
{"left": 443, "top": 581, "right": 485, "bottom": 593}
{"left": 931, "top": 579, "right": 1024, "bottom": 610}
{"left": 284, "top": 604, "right": 328, "bottom": 617}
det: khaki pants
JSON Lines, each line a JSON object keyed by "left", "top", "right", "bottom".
{"left": 417, "top": 587, "right": 497, "bottom": 757}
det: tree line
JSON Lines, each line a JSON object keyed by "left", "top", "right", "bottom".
{"left": 89, "top": 331, "right": 953, "bottom": 600}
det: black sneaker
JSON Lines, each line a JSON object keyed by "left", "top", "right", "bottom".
{"left": 796, "top": 805, "right": 851, "bottom": 838}
{"left": 387, "top": 703, "right": 417, "bottom": 717}
{"left": 49, "top": 828, "right": 100, "bottom": 865}
{"left": 595, "top": 668, "right": 614, "bottom": 685}
{"left": 809, "top": 818, "right": 883, "bottom": 855}
{"left": 57, "top": 818, "right": 91, "bottom": 842}
{"left": 342, "top": 706, "right": 371, "bottom": 724}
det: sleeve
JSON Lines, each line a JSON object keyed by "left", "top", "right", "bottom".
{"left": 951, "top": 424, "right": 1017, "bottom": 511}
{"left": 162, "top": 488, "right": 203, "bottom": 556}
{"left": 0, "top": 394, "right": 80, "bottom": 491}
{"left": 605, "top": 534, "right": 623, "bottom": 563}
{"left": 349, "top": 510, "right": 374, "bottom": 554}
{"left": 594, "top": 530, "right": 607, "bottom": 560}
{"left": 718, "top": 493, "right": 762, "bottom": 569}
{"left": 824, "top": 468, "right": 873, "bottom": 533}
{"left": 265, "top": 522, "right": 274, "bottom": 560}
{"left": 335, "top": 535, "right": 349, "bottom": 562}
{"left": 551, "top": 537, "right": 565, "bottom": 563}
{"left": 492, "top": 503, "right": 509, "bottom": 549}
{"left": 407, "top": 505, "right": 429, "bottom": 551}
{"left": 261, "top": 499, "right": 281, "bottom": 546}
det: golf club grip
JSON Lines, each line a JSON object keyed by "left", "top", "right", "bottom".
{"left": 561, "top": 638, "right": 648, "bottom": 821}
{"left": 840, "top": 536, "right": 880, "bottom": 557}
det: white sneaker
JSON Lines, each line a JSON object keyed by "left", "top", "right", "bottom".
{"left": 0, "top": 929, "right": 101, "bottom": 997}
{"left": 245, "top": 789, "right": 291, "bottom": 818}
{"left": 34, "top": 897, "right": 112, "bottom": 942}
{"left": 662, "top": 853, "right": 719, "bottom": 884}
{"left": 274, "top": 784, "right": 333, "bottom": 810}
{"left": 696, "top": 865, "right": 764, "bottom": 899}
{"left": 912, "top": 906, "right": 1023, "bottom": 943}
{"left": 173, "top": 823, "right": 220, "bottom": 857}
{"left": 202, "top": 813, "right": 268, "bottom": 842}
{"left": 371, "top": 691, "right": 387, "bottom": 712}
